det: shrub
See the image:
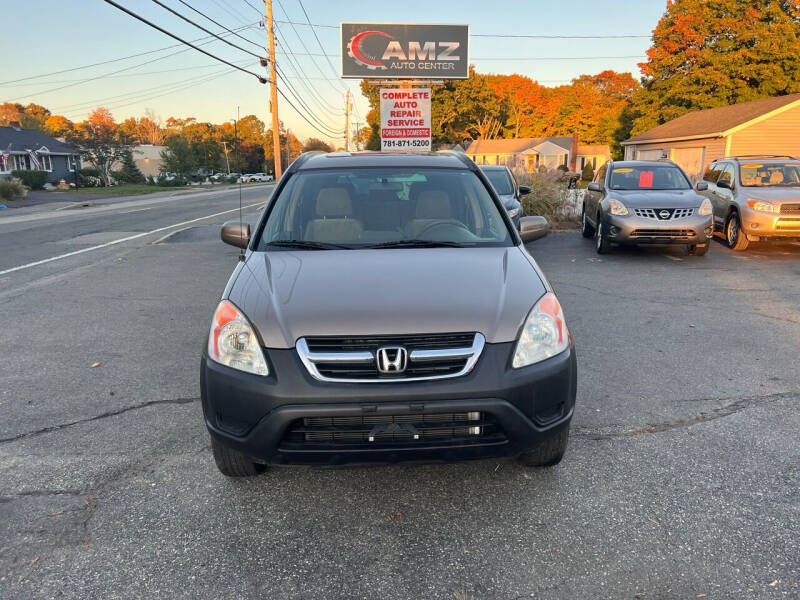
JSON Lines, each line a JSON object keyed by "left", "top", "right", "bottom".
{"left": 581, "top": 162, "right": 594, "bottom": 181}
{"left": 11, "top": 170, "right": 47, "bottom": 190}
{"left": 0, "top": 177, "right": 28, "bottom": 200}
{"left": 156, "top": 176, "right": 188, "bottom": 187}
{"left": 557, "top": 164, "right": 569, "bottom": 172}
{"left": 513, "top": 169, "right": 581, "bottom": 224}
{"left": 78, "top": 168, "right": 103, "bottom": 187}
{"left": 116, "top": 150, "right": 145, "bottom": 183}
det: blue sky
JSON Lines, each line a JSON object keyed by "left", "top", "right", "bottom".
{"left": 0, "top": 0, "right": 667, "bottom": 144}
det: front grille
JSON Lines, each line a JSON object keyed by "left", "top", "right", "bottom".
{"left": 634, "top": 207, "right": 694, "bottom": 220}
{"left": 780, "top": 203, "right": 800, "bottom": 214}
{"left": 304, "top": 332, "right": 475, "bottom": 352}
{"left": 280, "top": 412, "right": 506, "bottom": 447}
{"left": 630, "top": 228, "right": 695, "bottom": 239}
{"left": 776, "top": 217, "right": 800, "bottom": 231}
{"left": 296, "top": 332, "right": 484, "bottom": 383}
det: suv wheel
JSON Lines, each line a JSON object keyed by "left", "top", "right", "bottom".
{"left": 517, "top": 427, "right": 569, "bottom": 467}
{"left": 581, "top": 208, "right": 594, "bottom": 238}
{"left": 210, "top": 436, "right": 267, "bottom": 477}
{"left": 725, "top": 211, "right": 750, "bottom": 251}
{"left": 595, "top": 217, "right": 611, "bottom": 254}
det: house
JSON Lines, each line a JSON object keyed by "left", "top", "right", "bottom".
{"left": 465, "top": 137, "right": 610, "bottom": 172}
{"left": 622, "top": 93, "right": 800, "bottom": 180}
{"left": 0, "top": 125, "right": 81, "bottom": 182}
{"left": 131, "top": 145, "right": 166, "bottom": 177}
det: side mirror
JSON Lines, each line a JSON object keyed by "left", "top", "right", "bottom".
{"left": 518, "top": 185, "right": 531, "bottom": 196}
{"left": 587, "top": 182, "right": 603, "bottom": 192}
{"left": 717, "top": 179, "right": 732, "bottom": 190}
{"left": 695, "top": 181, "right": 709, "bottom": 191}
{"left": 221, "top": 220, "right": 250, "bottom": 249}
{"left": 519, "top": 215, "right": 549, "bottom": 243}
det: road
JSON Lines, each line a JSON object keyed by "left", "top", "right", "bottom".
{"left": 0, "top": 189, "right": 798, "bottom": 599}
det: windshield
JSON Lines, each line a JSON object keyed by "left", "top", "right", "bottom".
{"left": 257, "top": 168, "right": 512, "bottom": 249}
{"left": 482, "top": 169, "right": 514, "bottom": 195}
{"left": 608, "top": 165, "right": 691, "bottom": 190}
{"left": 739, "top": 162, "right": 800, "bottom": 187}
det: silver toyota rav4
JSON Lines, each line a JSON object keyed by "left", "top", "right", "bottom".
{"left": 201, "top": 151, "right": 576, "bottom": 476}
{"left": 699, "top": 156, "right": 800, "bottom": 250}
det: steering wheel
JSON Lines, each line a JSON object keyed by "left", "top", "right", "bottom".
{"left": 414, "top": 220, "right": 471, "bottom": 239}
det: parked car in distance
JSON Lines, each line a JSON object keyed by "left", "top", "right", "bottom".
{"left": 202, "top": 151, "right": 575, "bottom": 476}
{"left": 242, "top": 172, "right": 274, "bottom": 183}
{"left": 582, "top": 160, "right": 714, "bottom": 255}
{"left": 698, "top": 156, "right": 800, "bottom": 250}
{"left": 478, "top": 165, "right": 530, "bottom": 229}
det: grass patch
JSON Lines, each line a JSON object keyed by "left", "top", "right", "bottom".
{"left": 66, "top": 183, "right": 228, "bottom": 196}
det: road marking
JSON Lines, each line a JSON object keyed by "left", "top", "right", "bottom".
{"left": 121, "top": 207, "right": 155, "bottom": 214}
{"left": 0, "top": 202, "right": 262, "bottom": 276}
{"left": 662, "top": 254, "right": 682, "bottom": 261}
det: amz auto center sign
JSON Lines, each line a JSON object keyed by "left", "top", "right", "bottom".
{"left": 380, "top": 88, "right": 431, "bottom": 152}
{"left": 341, "top": 23, "right": 469, "bottom": 79}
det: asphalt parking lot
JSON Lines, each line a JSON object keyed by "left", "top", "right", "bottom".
{"left": 0, "top": 193, "right": 798, "bottom": 599}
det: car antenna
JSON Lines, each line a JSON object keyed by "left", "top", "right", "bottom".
{"left": 235, "top": 106, "right": 244, "bottom": 262}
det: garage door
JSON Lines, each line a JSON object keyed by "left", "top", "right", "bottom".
{"left": 636, "top": 149, "right": 665, "bottom": 161}
{"left": 670, "top": 147, "right": 705, "bottom": 180}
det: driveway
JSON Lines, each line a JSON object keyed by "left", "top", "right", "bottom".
{"left": 0, "top": 214, "right": 797, "bottom": 599}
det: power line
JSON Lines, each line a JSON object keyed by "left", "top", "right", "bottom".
{"left": 272, "top": 19, "right": 651, "bottom": 39}
{"left": 150, "top": 0, "right": 265, "bottom": 60}
{"left": 295, "top": 0, "right": 346, "bottom": 91}
{"left": 268, "top": 49, "right": 644, "bottom": 61}
{"left": 101, "top": 0, "right": 266, "bottom": 83}
{"left": 2, "top": 63, "right": 233, "bottom": 87}
{"left": 0, "top": 23, "right": 258, "bottom": 86}
{"left": 209, "top": 0, "right": 251, "bottom": 26}
{"left": 240, "top": 0, "right": 263, "bottom": 17}
{"left": 176, "top": 0, "right": 266, "bottom": 52}
{"left": 274, "top": 64, "right": 341, "bottom": 136}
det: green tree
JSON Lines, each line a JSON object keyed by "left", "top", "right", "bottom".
{"left": 581, "top": 162, "right": 594, "bottom": 181}
{"left": 115, "top": 149, "right": 145, "bottom": 183}
{"left": 303, "top": 137, "right": 333, "bottom": 152}
{"left": 160, "top": 136, "right": 195, "bottom": 178}
{"left": 630, "top": 0, "right": 800, "bottom": 135}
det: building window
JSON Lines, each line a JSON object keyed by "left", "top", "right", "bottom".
{"left": 495, "top": 155, "right": 500, "bottom": 165}
{"left": 39, "top": 154, "right": 52, "bottom": 171}
{"left": 68, "top": 155, "right": 78, "bottom": 171}
{"left": 592, "top": 157, "right": 597, "bottom": 168}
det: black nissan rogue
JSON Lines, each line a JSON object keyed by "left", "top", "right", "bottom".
{"left": 201, "top": 151, "right": 576, "bottom": 476}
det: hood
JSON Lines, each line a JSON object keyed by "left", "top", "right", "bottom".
{"left": 227, "top": 247, "right": 546, "bottom": 348}
{"left": 611, "top": 189, "right": 704, "bottom": 208}
{"left": 737, "top": 186, "right": 800, "bottom": 202}
{"left": 497, "top": 194, "right": 519, "bottom": 210}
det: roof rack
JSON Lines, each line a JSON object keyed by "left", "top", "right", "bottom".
{"left": 720, "top": 155, "right": 797, "bottom": 160}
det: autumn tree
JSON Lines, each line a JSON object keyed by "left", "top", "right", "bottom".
{"left": 139, "top": 109, "right": 166, "bottom": 145}
{"left": 303, "top": 138, "right": 333, "bottom": 152}
{"left": 629, "top": 0, "right": 800, "bottom": 134}
{"left": 69, "top": 108, "right": 128, "bottom": 186}
{"left": 43, "top": 115, "right": 74, "bottom": 138}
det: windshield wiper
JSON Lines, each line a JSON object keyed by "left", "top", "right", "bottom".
{"left": 265, "top": 240, "right": 353, "bottom": 250}
{"left": 365, "top": 239, "right": 469, "bottom": 249}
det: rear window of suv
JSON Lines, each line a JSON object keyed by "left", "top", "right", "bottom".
{"left": 258, "top": 168, "right": 512, "bottom": 249}
{"left": 609, "top": 165, "right": 691, "bottom": 190}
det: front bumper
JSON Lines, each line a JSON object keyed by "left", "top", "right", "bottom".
{"left": 201, "top": 341, "right": 577, "bottom": 465}
{"left": 741, "top": 208, "right": 800, "bottom": 239}
{"left": 606, "top": 212, "right": 713, "bottom": 245}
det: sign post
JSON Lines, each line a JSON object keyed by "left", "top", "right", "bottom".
{"left": 379, "top": 88, "right": 431, "bottom": 152}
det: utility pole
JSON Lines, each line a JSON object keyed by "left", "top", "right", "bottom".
{"left": 222, "top": 141, "right": 230, "bottom": 174}
{"left": 265, "top": 0, "right": 281, "bottom": 179}
{"left": 353, "top": 121, "right": 361, "bottom": 150}
{"left": 285, "top": 127, "right": 290, "bottom": 169}
{"left": 344, "top": 89, "right": 351, "bottom": 151}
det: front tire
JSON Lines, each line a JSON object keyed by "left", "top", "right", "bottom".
{"left": 595, "top": 217, "right": 611, "bottom": 254}
{"left": 725, "top": 212, "right": 750, "bottom": 251}
{"left": 517, "top": 427, "right": 569, "bottom": 467}
{"left": 210, "top": 436, "right": 267, "bottom": 477}
{"left": 581, "top": 208, "right": 594, "bottom": 238}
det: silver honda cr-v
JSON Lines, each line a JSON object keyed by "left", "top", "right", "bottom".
{"left": 201, "top": 151, "right": 577, "bottom": 476}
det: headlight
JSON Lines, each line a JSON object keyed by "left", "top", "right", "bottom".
{"left": 698, "top": 197, "right": 713, "bottom": 216}
{"left": 507, "top": 207, "right": 520, "bottom": 218}
{"left": 512, "top": 292, "right": 569, "bottom": 368}
{"left": 608, "top": 198, "right": 629, "bottom": 216}
{"left": 207, "top": 300, "right": 269, "bottom": 376}
{"left": 747, "top": 199, "right": 777, "bottom": 213}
